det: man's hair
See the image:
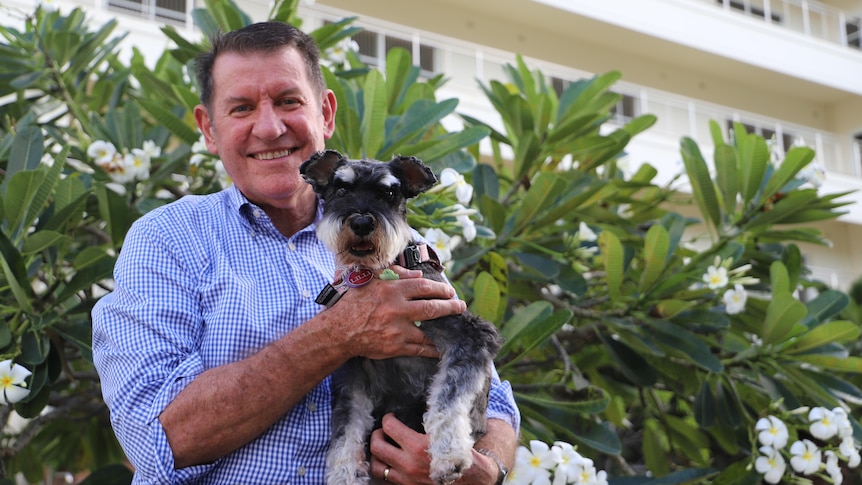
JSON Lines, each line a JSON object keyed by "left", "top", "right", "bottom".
{"left": 194, "top": 21, "right": 326, "bottom": 112}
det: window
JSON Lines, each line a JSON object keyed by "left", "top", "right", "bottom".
{"left": 854, "top": 133, "right": 862, "bottom": 172}
{"left": 716, "top": 0, "right": 782, "bottom": 23}
{"left": 728, "top": 120, "right": 795, "bottom": 155}
{"left": 107, "top": 0, "right": 187, "bottom": 24}
{"left": 353, "top": 28, "right": 437, "bottom": 77}
{"left": 846, "top": 18, "right": 861, "bottom": 49}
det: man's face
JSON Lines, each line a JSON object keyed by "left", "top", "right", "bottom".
{"left": 195, "top": 47, "right": 336, "bottom": 211}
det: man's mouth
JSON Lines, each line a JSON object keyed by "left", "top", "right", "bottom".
{"left": 253, "top": 148, "right": 292, "bottom": 160}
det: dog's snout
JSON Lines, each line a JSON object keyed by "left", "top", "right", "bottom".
{"left": 349, "top": 214, "right": 375, "bottom": 236}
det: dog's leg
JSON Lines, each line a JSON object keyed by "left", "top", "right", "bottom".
{"left": 423, "top": 355, "right": 494, "bottom": 485}
{"left": 326, "top": 377, "right": 377, "bottom": 485}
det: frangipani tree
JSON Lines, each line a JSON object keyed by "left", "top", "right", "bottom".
{"left": 0, "top": 1, "right": 858, "bottom": 484}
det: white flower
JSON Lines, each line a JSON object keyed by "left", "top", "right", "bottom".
{"left": 825, "top": 451, "right": 843, "bottom": 485}
{"left": 833, "top": 407, "right": 854, "bottom": 438}
{"left": 840, "top": 436, "right": 861, "bottom": 468}
{"left": 703, "top": 265, "right": 729, "bottom": 290}
{"left": 141, "top": 139, "right": 161, "bottom": 158}
{"left": 99, "top": 152, "right": 135, "bottom": 184}
{"left": 798, "top": 163, "right": 826, "bottom": 188}
{"left": 507, "top": 441, "right": 555, "bottom": 485}
{"left": 126, "top": 149, "right": 151, "bottom": 181}
{"left": 755, "top": 446, "right": 787, "bottom": 484}
{"left": 809, "top": 407, "right": 838, "bottom": 440}
{"left": 0, "top": 360, "right": 32, "bottom": 404}
{"left": 722, "top": 284, "right": 747, "bottom": 314}
{"left": 789, "top": 439, "right": 822, "bottom": 475}
{"left": 323, "top": 37, "right": 359, "bottom": 66}
{"left": 423, "top": 228, "right": 457, "bottom": 264}
{"left": 755, "top": 415, "right": 789, "bottom": 449}
{"left": 617, "top": 203, "right": 633, "bottom": 219}
{"left": 87, "top": 140, "right": 117, "bottom": 164}
{"left": 577, "top": 222, "right": 598, "bottom": 242}
{"left": 439, "top": 168, "right": 474, "bottom": 205}
{"left": 38, "top": 0, "right": 59, "bottom": 11}
{"left": 551, "top": 441, "right": 584, "bottom": 485}
{"left": 458, "top": 214, "right": 476, "bottom": 242}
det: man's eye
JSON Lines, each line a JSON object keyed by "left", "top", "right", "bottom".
{"left": 232, "top": 105, "right": 251, "bottom": 113}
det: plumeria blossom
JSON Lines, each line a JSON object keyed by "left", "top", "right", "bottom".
{"left": 576, "top": 222, "right": 598, "bottom": 242}
{"left": 722, "top": 284, "right": 747, "bottom": 314}
{"left": 824, "top": 450, "right": 843, "bottom": 485}
{"left": 809, "top": 407, "right": 838, "bottom": 440}
{"left": 507, "top": 440, "right": 555, "bottom": 485}
{"left": 0, "top": 360, "right": 32, "bottom": 404}
{"left": 840, "top": 436, "right": 861, "bottom": 467}
{"left": 507, "top": 440, "right": 608, "bottom": 485}
{"left": 449, "top": 204, "right": 477, "bottom": 242}
{"left": 755, "top": 446, "right": 787, "bottom": 484}
{"left": 322, "top": 37, "right": 359, "bottom": 67}
{"left": 439, "top": 168, "right": 474, "bottom": 205}
{"left": 423, "top": 228, "right": 459, "bottom": 264}
{"left": 702, "top": 264, "right": 729, "bottom": 290}
{"left": 789, "top": 439, "right": 822, "bottom": 475}
{"left": 87, "top": 140, "right": 117, "bottom": 164}
{"left": 755, "top": 415, "right": 789, "bottom": 449}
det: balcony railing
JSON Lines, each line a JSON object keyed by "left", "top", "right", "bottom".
{"left": 701, "top": 0, "right": 862, "bottom": 50}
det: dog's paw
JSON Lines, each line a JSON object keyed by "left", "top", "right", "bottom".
{"left": 429, "top": 453, "right": 471, "bottom": 485}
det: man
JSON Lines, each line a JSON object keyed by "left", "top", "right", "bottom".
{"left": 92, "top": 21, "right": 519, "bottom": 484}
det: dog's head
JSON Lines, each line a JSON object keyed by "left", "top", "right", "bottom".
{"left": 300, "top": 150, "right": 437, "bottom": 268}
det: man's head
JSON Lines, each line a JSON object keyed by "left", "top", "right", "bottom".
{"left": 191, "top": 21, "right": 337, "bottom": 222}
{"left": 195, "top": 21, "right": 326, "bottom": 114}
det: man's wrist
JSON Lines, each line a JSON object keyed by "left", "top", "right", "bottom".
{"left": 476, "top": 448, "right": 508, "bottom": 485}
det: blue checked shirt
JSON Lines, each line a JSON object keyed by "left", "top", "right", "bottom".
{"left": 92, "top": 185, "right": 520, "bottom": 485}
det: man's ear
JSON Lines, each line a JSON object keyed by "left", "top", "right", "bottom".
{"left": 388, "top": 156, "right": 438, "bottom": 198}
{"left": 299, "top": 150, "right": 346, "bottom": 193}
{"left": 194, "top": 105, "right": 218, "bottom": 154}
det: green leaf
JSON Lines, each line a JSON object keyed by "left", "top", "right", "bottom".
{"left": 361, "top": 68, "right": 387, "bottom": 158}
{"left": 713, "top": 144, "right": 738, "bottom": 215}
{"left": 137, "top": 99, "right": 199, "bottom": 145}
{"left": 4, "top": 170, "right": 45, "bottom": 239}
{"left": 600, "top": 333, "right": 658, "bottom": 386}
{"left": 646, "top": 319, "right": 723, "bottom": 372}
{"left": 795, "top": 355, "right": 862, "bottom": 373}
{"left": 761, "top": 291, "right": 807, "bottom": 344}
{"left": 498, "top": 308, "right": 572, "bottom": 366}
{"left": 514, "top": 386, "right": 609, "bottom": 415}
{"left": 599, "top": 231, "right": 624, "bottom": 300}
{"left": 513, "top": 172, "right": 567, "bottom": 231}
{"left": 761, "top": 146, "right": 815, "bottom": 202}
{"left": 680, "top": 137, "right": 721, "bottom": 231}
{"left": 21, "top": 230, "right": 70, "bottom": 255}
{"left": 95, "top": 184, "right": 139, "bottom": 249}
{"left": 786, "top": 320, "right": 860, "bottom": 355}
{"left": 470, "top": 271, "right": 501, "bottom": 323}
{"left": 0, "top": 230, "right": 33, "bottom": 312}
{"left": 639, "top": 224, "right": 669, "bottom": 294}
{"left": 694, "top": 379, "right": 715, "bottom": 428}
{"left": 800, "top": 289, "right": 849, "bottom": 327}
{"left": 735, "top": 126, "right": 769, "bottom": 202}
{"left": 20, "top": 331, "right": 50, "bottom": 365}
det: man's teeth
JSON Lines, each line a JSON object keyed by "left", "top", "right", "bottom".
{"left": 254, "top": 149, "right": 291, "bottom": 160}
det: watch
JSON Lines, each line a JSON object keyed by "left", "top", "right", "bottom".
{"left": 477, "top": 448, "right": 508, "bottom": 485}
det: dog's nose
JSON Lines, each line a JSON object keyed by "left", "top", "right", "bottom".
{"left": 349, "top": 214, "right": 375, "bottom": 236}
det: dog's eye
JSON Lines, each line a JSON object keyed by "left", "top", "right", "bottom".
{"left": 384, "top": 189, "right": 395, "bottom": 200}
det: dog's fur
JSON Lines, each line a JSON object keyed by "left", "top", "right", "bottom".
{"left": 300, "top": 150, "right": 502, "bottom": 485}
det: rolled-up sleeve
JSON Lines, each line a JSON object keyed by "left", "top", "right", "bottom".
{"left": 487, "top": 366, "right": 520, "bottom": 431}
{"left": 92, "top": 214, "right": 214, "bottom": 484}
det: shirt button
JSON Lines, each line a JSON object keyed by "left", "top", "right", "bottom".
{"left": 288, "top": 242, "right": 296, "bottom": 251}
{"left": 308, "top": 401, "right": 317, "bottom": 412}
{"left": 302, "top": 289, "right": 311, "bottom": 298}
{"left": 253, "top": 209, "right": 262, "bottom": 218}
{"left": 297, "top": 466, "right": 307, "bottom": 477}
{"left": 249, "top": 231, "right": 256, "bottom": 237}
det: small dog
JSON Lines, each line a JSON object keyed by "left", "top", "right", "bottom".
{"left": 300, "top": 150, "right": 502, "bottom": 485}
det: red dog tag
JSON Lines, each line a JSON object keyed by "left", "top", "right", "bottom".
{"left": 345, "top": 267, "right": 374, "bottom": 288}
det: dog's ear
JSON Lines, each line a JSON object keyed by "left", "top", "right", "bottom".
{"left": 300, "top": 150, "right": 345, "bottom": 192}
{"left": 388, "top": 156, "right": 437, "bottom": 198}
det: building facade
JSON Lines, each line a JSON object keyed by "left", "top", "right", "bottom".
{"left": 4, "top": 0, "right": 862, "bottom": 289}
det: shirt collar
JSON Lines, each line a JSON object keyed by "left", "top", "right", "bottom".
{"left": 227, "top": 184, "right": 323, "bottom": 234}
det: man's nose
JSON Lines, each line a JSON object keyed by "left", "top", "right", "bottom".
{"left": 252, "top": 103, "right": 286, "bottom": 140}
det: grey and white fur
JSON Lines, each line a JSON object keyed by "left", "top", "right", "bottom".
{"left": 300, "top": 150, "right": 502, "bottom": 485}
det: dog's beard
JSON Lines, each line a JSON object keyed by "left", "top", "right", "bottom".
{"left": 317, "top": 213, "right": 414, "bottom": 269}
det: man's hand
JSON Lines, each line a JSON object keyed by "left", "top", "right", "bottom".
{"left": 368, "top": 414, "right": 515, "bottom": 485}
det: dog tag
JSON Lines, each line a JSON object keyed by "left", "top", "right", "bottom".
{"left": 344, "top": 267, "right": 374, "bottom": 288}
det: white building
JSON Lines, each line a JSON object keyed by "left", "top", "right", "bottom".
{"left": 4, "top": 0, "right": 862, "bottom": 289}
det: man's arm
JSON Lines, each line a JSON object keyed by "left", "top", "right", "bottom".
{"left": 159, "top": 267, "right": 465, "bottom": 468}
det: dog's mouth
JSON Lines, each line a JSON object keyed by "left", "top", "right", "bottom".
{"left": 348, "top": 241, "right": 376, "bottom": 256}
